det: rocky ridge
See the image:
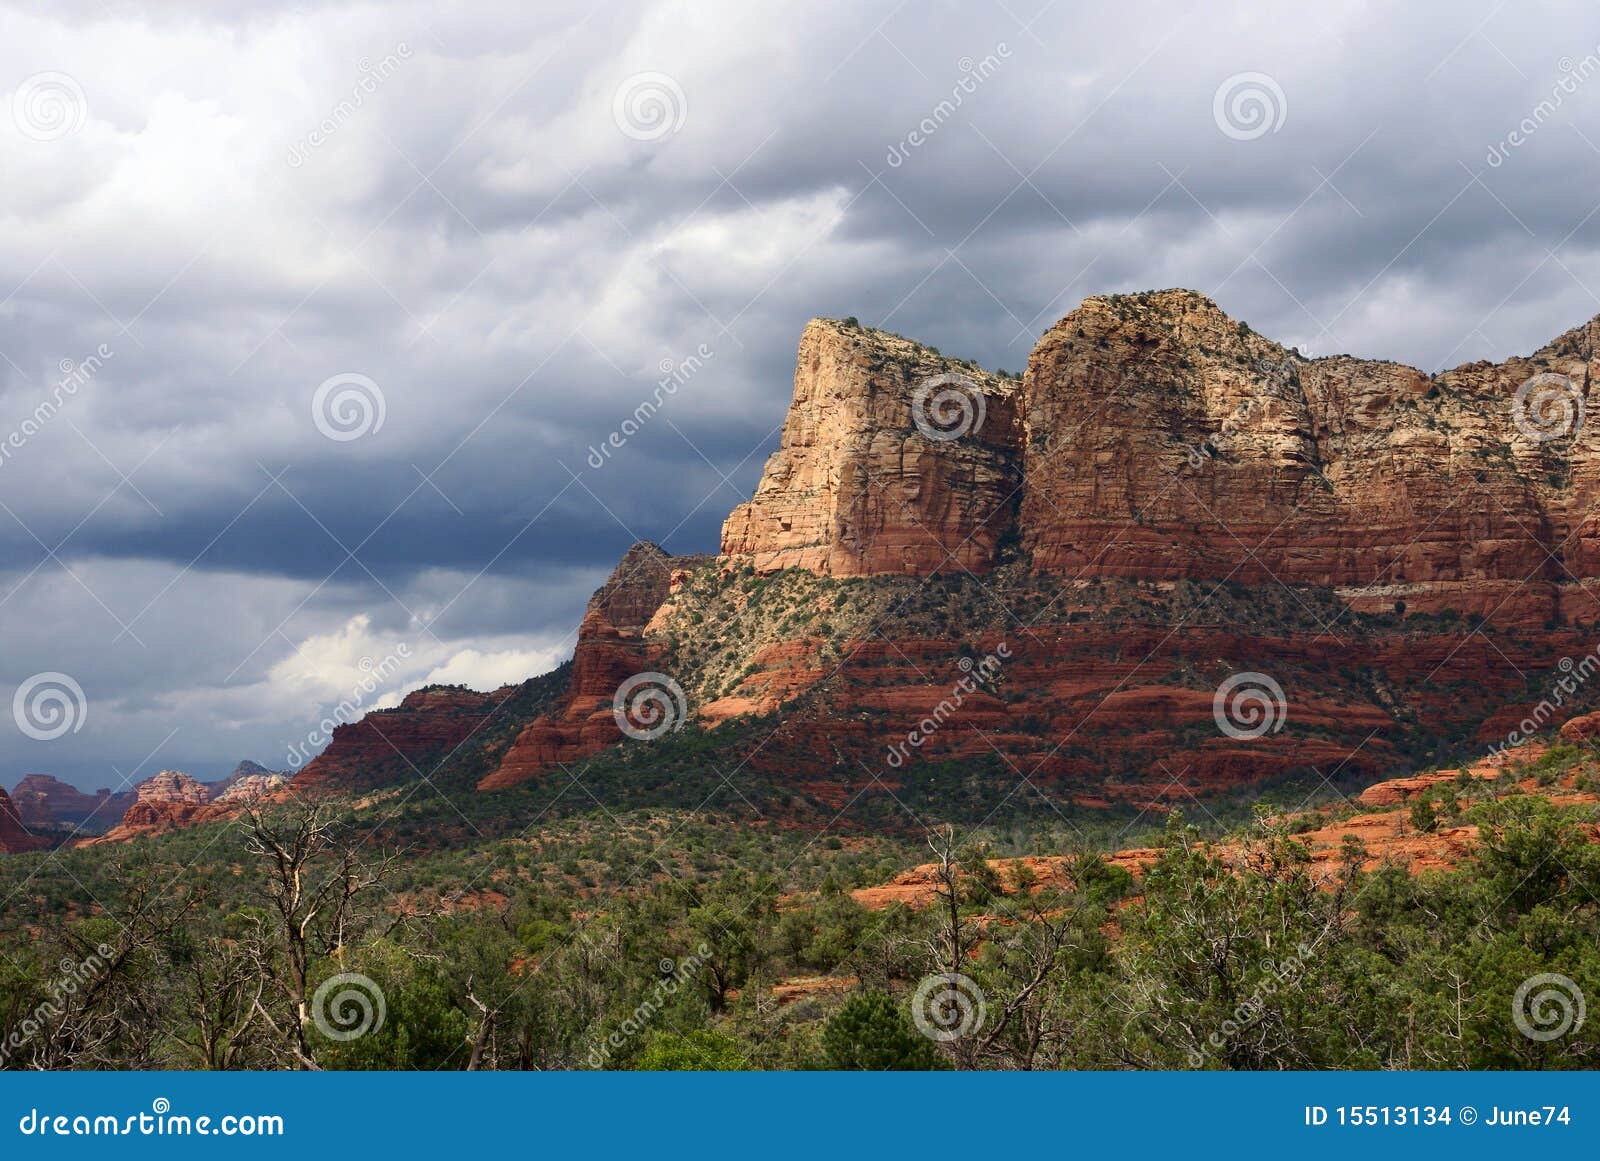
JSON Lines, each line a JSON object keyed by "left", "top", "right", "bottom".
{"left": 9, "top": 775, "right": 133, "bottom": 834}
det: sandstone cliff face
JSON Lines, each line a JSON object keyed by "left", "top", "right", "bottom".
{"left": 211, "top": 771, "right": 288, "bottom": 804}
{"left": 481, "top": 542, "right": 708, "bottom": 790}
{"left": 208, "top": 760, "right": 285, "bottom": 800}
{"left": 721, "top": 319, "right": 1022, "bottom": 576}
{"left": 722, "top": 293, "right": 1600, "bottom": 629}
{"left": 1019, "top": 290, "right": 1589, "bottom": 626}
{"left": 0, "top": 787, "right": 49, "bottom": 853}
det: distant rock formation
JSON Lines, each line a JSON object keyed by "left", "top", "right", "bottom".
{"left": 91, "top": 770, "right": 214, "bottom": 842}
{"left": 292, "top": 686, "right": 522, "bottom": 793}
{"left": 10, "top": 774, "right": 133, "bottom": 833}
{"left": 207, "top": 759, "right": 285, "bottom": 799}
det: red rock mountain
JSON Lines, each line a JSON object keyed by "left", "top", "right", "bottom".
{"left": 483, "top": 543, "right": 711, "bottom": 790}
{"left": 472, "top": 292, "right": 1600, "bottom": 802}
{"left": 10, "top": 774, "right": 133, "bottom": 833}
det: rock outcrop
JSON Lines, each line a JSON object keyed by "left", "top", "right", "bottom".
{"left": 481, "top": 542, "right": 709, "bottom": 790}
{"left": 309, "top": 295, "right": 1600, "bottom": 809}
{"left": 1017, "top": 290, "right": 1591, "bottom": 627}
{"left": 211, "top": 769, "right": 288, "bottom": 804}
{"left": 63, "top": 295, "right": 1600, "bottom": 823}
{"left": 721, "top": 318, "right": 1022, "bottom": 576}
{"left": 207, "top": 760, "right": 285, "bottom": 800}
{"left": 0, "top": 787, "right": 49, "bottom": 853}
{"left": 91, "top": 770, "right": 215, "bottom": 842}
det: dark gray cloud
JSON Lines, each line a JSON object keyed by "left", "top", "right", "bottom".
{"left": 3, "top": 0, "right": 1600, "bottom": 786}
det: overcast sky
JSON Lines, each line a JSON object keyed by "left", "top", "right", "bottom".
{"left": 3, "top": 0, "right": 1600, "bottom": 789}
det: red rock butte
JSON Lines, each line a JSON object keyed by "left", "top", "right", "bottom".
{"left": 287, "top": 290, "right": 1600, "bottom": 809}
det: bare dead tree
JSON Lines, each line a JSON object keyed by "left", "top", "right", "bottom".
{"left": 239, "top": 803, "right": 395, "bottom": 1068}
{"left": 169, "top": 918, "right": 271, "bottom": 1070}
